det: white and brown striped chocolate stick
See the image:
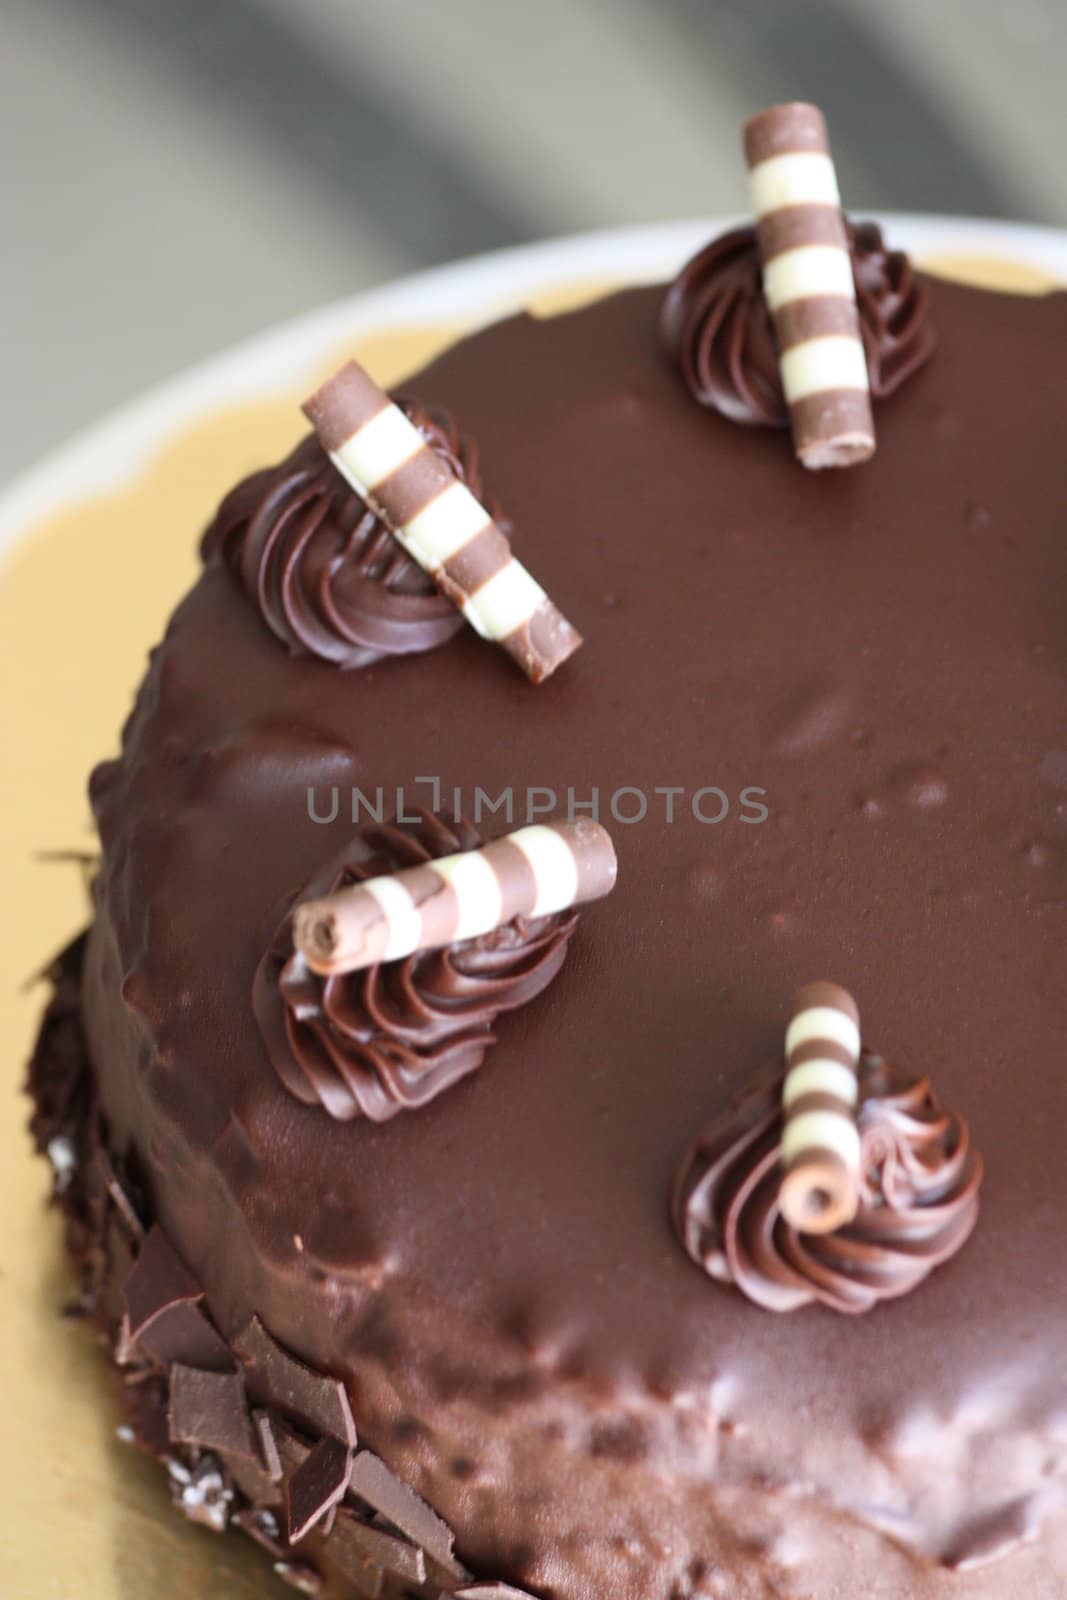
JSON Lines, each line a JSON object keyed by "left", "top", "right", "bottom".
{"left": 303, "top": 361, "right": 582, "bottom": 682}
{"left": 294, "top": 819, "right": 617, "bottom": 976}
{"left": 779, "top": 982, "right": 862, "bottom": 1234}
{"left": 743, "top": 102, "right": 875, "bottom": 470}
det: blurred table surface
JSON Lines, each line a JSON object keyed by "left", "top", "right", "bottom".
{"left": 2, "top": 0, "right": 1066, "bottom": 484}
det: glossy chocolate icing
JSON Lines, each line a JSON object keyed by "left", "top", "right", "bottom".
{"left": 661, "top": 220, "right": 936, "bottom": 426}
{"left": 253, "top": 810, "right": 578, "bottom": 1122}
{"left": 82, "top": 272, "right": 1067, "bottom": 1598}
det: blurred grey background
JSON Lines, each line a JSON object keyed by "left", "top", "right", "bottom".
{"left": 3, "top": 0, "right": 1066, "bottom": 484}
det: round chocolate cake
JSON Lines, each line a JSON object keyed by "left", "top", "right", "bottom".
{"left": 28, "top": 204, "right": 1067, "bottom": 1599}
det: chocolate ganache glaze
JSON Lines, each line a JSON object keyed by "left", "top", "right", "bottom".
{"left": 673, "top": 1053, "right": 982, "bottom": 1314}
{"left": 661, "top": 220, "right": 936, "bottom": 425}
{"left": 253, "top": 810, "right": 578, "bottom": 1122}
{"left": 74, "top": 267, "right": 1067, "bottom": 1600}
{"left": 203, "top": 400, "right": 505, "bottom": 669}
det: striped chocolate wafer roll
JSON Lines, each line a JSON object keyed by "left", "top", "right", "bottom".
{"left": 303, "top": 361, "right": 582, "bottom": 682}
{"left": 743, "top": 103, "right": 875, "bottom": 469}
{"left": 779, "top": 981, "right": 862, "bottom": 1234}
{"left": 294, "top": 819, "right": 617, "bottom": 976}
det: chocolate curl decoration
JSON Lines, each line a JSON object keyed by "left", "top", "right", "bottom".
{"left": 303, "top": 361, "right": 582, "bottom": 682}
{"left": 294, "top": 819, "right": 617, "bottom": 977}
{"left": 779, "top": 982, "right": 861, "bottom": 1234}
{"left": 673, "top": 1052, "right": 982, "bottom": 1314}
{"left": 254, "top": 812, "right": 586, "bottom": 1123}
{"left": 201, "top": 404, "right": 504, "bottom": 671}
{"left": 660, "top": 219, "right": 936, "bottom": 427}
{"left": 743, "top": 102, "right": 875, "bottom": 468}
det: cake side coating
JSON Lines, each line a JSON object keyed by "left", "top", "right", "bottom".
{"left": 80, "top": 276, "right": 1067, "bottom": 1597}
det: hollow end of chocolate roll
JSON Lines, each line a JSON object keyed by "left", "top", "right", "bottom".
{"left": 292, "top": 903, "right": 343, "bottom": 968}
{"left": 293, "top": 897, "right": 387, "bottom": 978}
{"left": 779, "top": 1152, "right": 859, "bottom": 1235}
{"left": 791, "top": 391, "right": 876, "bottom": 473}
{"left": 797, "top": 431, "right": 876, "bottom": 472}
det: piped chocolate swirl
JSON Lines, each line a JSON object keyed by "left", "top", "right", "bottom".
{"left": 253, "top": 812, "right": 578, "bottom": 1122}
{"left": 661, "top": 219, "right": 936, "bottom": 428}
{"left": 202, "top": 401, "right": 505, "bottom": 670}
{"left": 673, "top": 1053, "right": 982, "bottom": 1315}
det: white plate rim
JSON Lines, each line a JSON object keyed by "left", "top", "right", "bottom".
{"left": 2, "top": 212, "right": 1065, "bottom": 564}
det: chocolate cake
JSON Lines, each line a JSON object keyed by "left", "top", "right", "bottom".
{"left": 27, "top": 188, "right": 1067, "bottom": 1594}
